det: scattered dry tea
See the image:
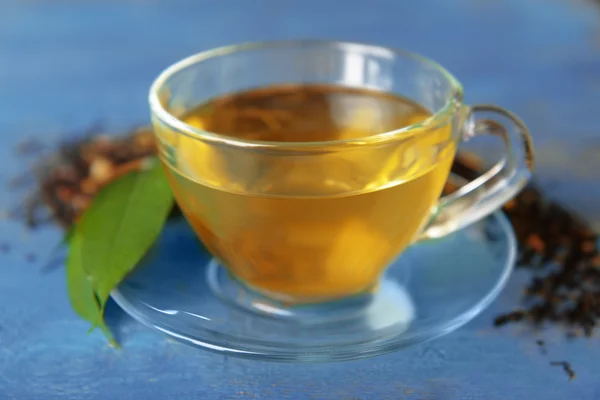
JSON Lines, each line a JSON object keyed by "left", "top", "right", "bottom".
{"left": 550, "top": 361, "right": 576, "bottom": 381}
{"left": 450, "top": 154, "right": 600, "bottom": 338}
{"left": 16, "top": 127, "right": 157, "bottom": 228}
{"left": 494, "top": 185, "right": 600, "bottom": 337}
{"left": 535, "top": 339, "right": 547, "bottom": 354}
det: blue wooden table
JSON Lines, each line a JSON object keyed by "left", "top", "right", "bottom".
{"left": 1, "top": 0, "right": 600, "bottom": 398}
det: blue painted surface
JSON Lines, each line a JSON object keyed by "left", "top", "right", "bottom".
{"left": 0, "top": 0, "right": 599, "bottom": 398}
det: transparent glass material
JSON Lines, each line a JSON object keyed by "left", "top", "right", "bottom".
{"left": 150, "top": 41, "right": 465, "bottom": 202}
{"left": 149, "top": 40, "right": 533, "bottom": 303}
{"left": 112, "top": 210, "right": 516, "bottom": 362}
{"left": 115, "top": 40, "right": 535, "bottom": 361}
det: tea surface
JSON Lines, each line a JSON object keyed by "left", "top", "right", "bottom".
{"left": 162, "top": 84, "right": 455, "bottom": 301}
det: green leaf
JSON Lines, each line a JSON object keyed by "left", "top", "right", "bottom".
{"left": 66, "top": 227, "right": 118, "bottom": 347}
{"left": 77, "top": 158, "right": 174, "bottom": 307}
{"left": 62, "top": 226, "right": 74, "bottom": 244}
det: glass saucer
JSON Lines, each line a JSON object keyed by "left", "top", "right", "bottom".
{"left": 112, "top": 212, "right": 516, "bottom": 363}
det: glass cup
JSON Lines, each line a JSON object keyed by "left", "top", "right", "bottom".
{"left": 149, "top": 40, "right": 534, "bottom": 305}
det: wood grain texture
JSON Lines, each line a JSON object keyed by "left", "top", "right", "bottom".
{"left": 0, "top": 0, "right": 599, "bottom": 398}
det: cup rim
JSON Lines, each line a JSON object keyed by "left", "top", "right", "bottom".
{"left": 149, "top": 39, "right": 464, "bottom": 150}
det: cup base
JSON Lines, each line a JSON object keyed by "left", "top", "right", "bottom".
{"left": 207, "top": 258, "right": 409, "bottom": 325}
{"left": 112, "top": 212, "right": 515, "bottom": 363}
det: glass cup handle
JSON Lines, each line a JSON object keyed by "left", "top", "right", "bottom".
{"left": 419, "top": 104, "right": 535, "bottom": 240}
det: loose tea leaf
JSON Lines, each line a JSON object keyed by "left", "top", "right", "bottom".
{"left": 550, "top": 361, "right": 576, "bottom": 381}
{"left": 75, "top": 158, "right": 173, "bottom": 307}
{"left": 494, "top": 186, "right": 600, "bottom": 336}
{"left": 535, "top": 339, "right": 547, "bottom": 354}
{"left": 449, "top": 155, "right": 600, "bottom": 337}
{"left": 14, "top": 127, "right": 157, "bottom": 228}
